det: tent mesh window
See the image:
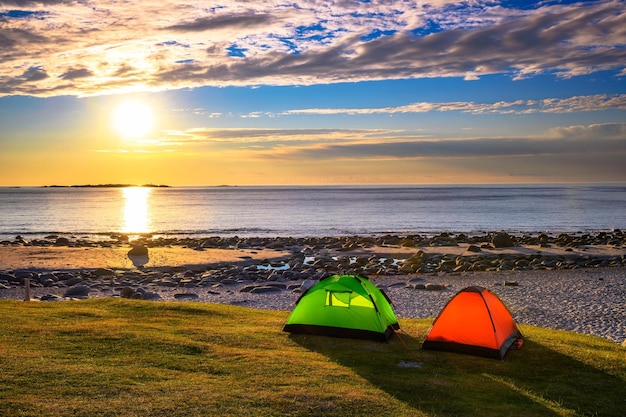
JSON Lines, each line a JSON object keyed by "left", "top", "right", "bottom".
{"left": 326, "top": 290, "right": 351, "bottom": 308}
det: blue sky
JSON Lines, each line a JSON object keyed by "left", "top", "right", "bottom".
{"left": 0, "top": 0, "right": 625, "bottom": 185}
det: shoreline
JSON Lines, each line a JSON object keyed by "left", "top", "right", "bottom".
{"left": 1, "top": 231, "right": 625, "bottom": 344}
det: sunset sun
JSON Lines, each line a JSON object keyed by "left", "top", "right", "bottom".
{"left": 111, "top": 99, "right": 155, "bottom": 140}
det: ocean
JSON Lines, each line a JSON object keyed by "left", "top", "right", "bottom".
{"left": 0, "top": 185, "right": 624, "bottom": 240}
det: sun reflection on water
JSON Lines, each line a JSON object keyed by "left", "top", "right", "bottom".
{"left": 122, "top": 187, "right": 151, "bottom": 234}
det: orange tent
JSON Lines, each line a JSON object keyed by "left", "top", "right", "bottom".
{"left": 422, "top": 286, "right": 523, "bottom": 360}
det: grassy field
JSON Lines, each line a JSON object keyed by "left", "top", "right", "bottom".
{"left": 0, "top": 299, "right": 624, "bottom": 417}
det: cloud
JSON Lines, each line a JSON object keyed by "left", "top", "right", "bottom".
{"left": 547, "top": 123, "right": 626, "bottom": 140}
{"left": 0, "top": 1, "right": 71, "bottom": 5}
{"left": 261, "top": 136, "right": 626, "bottom": 161}
{"left": 282, "top": 94, "right": 626, "bottom": 116}
{"left": 20, "top": 66, "right": 48, "bottom": 82}
{"left": 164, "top": 13, "right": 275, "bottom": 32}
{"left": 59, "top": 67, "right": 92, "bottom": 80}
{"left": 0, "top": 0, "right": 624, "bottom": 97}
{"left": 153, "top": 122, "right": 625, "bottom": 166}
{"left": 209, "top": 122, "right": 625, "bottom": 162}
{"left": 160, "top": 127, "right": 396, "bottom": 144}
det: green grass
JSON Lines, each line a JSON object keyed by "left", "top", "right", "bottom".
{"left": 0, "top": 299, "right": 624, "bottom": 417}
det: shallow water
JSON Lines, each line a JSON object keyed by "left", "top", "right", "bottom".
{"left": 1, "top": 184, "right": 624, "bottom": 239}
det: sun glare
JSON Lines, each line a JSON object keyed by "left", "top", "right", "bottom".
{"left": 122, "top": 187, "right": 151, "bottom": 234}
{"left": 111, "top": 99, "right": 155, "bottom": 140}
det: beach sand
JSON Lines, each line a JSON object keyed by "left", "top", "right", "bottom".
{"left": 0, "top": 245, "right": 291, "bottom": 270}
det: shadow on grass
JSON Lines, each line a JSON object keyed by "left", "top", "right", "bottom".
{"left": 289, "top": 332, "right": 626, "bottom": 417}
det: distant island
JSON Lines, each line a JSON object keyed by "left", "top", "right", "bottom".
{"left": 42, "top": 184, "right": 170, "bottom": 188}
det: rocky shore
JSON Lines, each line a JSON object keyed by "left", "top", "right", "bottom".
{"left": 1, "top": 231, "right": 625, "bottom": 344}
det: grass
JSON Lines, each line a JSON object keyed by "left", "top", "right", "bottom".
{"left": 0, "top": 299, "right": 624, "bottom": 417}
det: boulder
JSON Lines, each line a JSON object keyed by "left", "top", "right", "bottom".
{"left": 64, "top": 284, "right": 90, "bottom": 298}
{"left": 54, "top": 237, "right": 71, "bottom": 246}
{"left": 128, "top": 244, "right": 149, "bottom": 256}
{"left": 492, "top": 232, "right": 515, "bottom": 248}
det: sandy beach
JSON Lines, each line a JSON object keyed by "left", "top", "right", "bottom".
{"left": 0, "top": 245, "right": 292, "bottom": 271}
{"left": 1, "top": 232, "right": 624, "bottom": 344}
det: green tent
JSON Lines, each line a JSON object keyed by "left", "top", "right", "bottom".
{"left": 283, "top": 274, "right": 400, "bottom": 342}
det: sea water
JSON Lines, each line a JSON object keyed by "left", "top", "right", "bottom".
{"left": 0, "top": 184, "right": 624, "bottom": 240}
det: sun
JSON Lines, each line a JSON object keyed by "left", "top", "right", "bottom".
{"left": 111, "top": 99, "right": 155, "bottom": 140}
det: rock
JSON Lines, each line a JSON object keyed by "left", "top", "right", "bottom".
{"left": 400, "top": 239, "right": 416, "bottom": 247}
{"left": 249, "top": 286, "right": 282, "bottom": 294}
{"left": 0, "top": 272, "right": 16, "bottom": 282}
{"left": 15, "top": 270, "right": 36, "bottom": 280}
{"left": 504, "top": 281, "right": 519, "bottom": 287}
{"left": 40, "top": 294, "right": 63, "bottom": 301}
{"left": 38, "top": 272, "right": 57, "bottom": 283}
{"left": 466, "top": 244, "right": 482, "bottom": 253}
{"left": 93, "top": 268, "right": 115, "bottom": 277}
{"left": 64, "top": 284, "right": 90, "bottom": 298}
{"left": 138, "top": 291, "right": 161, "bottom": 301}
{"left": 400, "top": 250, "right": 427, "bottom": 273}
{"left": 408, "top": 283, "right": 426, "bottom": 290}
{"left": 492, "top": 232, "right": 515, "bottom": 248}
{"left": 128, "top": 244, "right": 149, "bottom": 256}
{"left": 119, "top": 287, "right": 137, "bottom": 298}
{"left": 54, "top": 237, "right": 70, "bottom": 246}
{"left": 300, "top": 278, "right": 316, "bottom": 292}
{"left": 239, "top": 285, "right": 255, "bottom": 293}
{"left": 425, "top": 283, "right": 446, "bottom": 291}
{"left": 174, "top": 293, "right": 199, "bottom": 300}
{"left": 156, "top": 279, "right": 179, "bottom": 288}
{"left": 128, "top": 244, "right": 150, "bottom": 268}
{"left": 430, "top": 234, "right": 459, "bottom": 246}
{"left": 64, "top": 277, "right": 83, "bottom": 286}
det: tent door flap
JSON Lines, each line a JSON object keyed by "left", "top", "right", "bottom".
{"left": 326, "top": 290, "right": 352, "bottom": 307}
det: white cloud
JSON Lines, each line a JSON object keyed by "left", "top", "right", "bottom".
{"left": 0, "top": 0, "right": 624, "bottom": 97}
{"left": 282, "top": 94, "right": 626, "bottom": 116}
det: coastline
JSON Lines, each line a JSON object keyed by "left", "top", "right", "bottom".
{"left": 1, "top": 231, "right": 624, "bottom": 344}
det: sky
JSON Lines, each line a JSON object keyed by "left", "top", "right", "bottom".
{"left": 0, "top": 0, "right": 625, "bottom": 186}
